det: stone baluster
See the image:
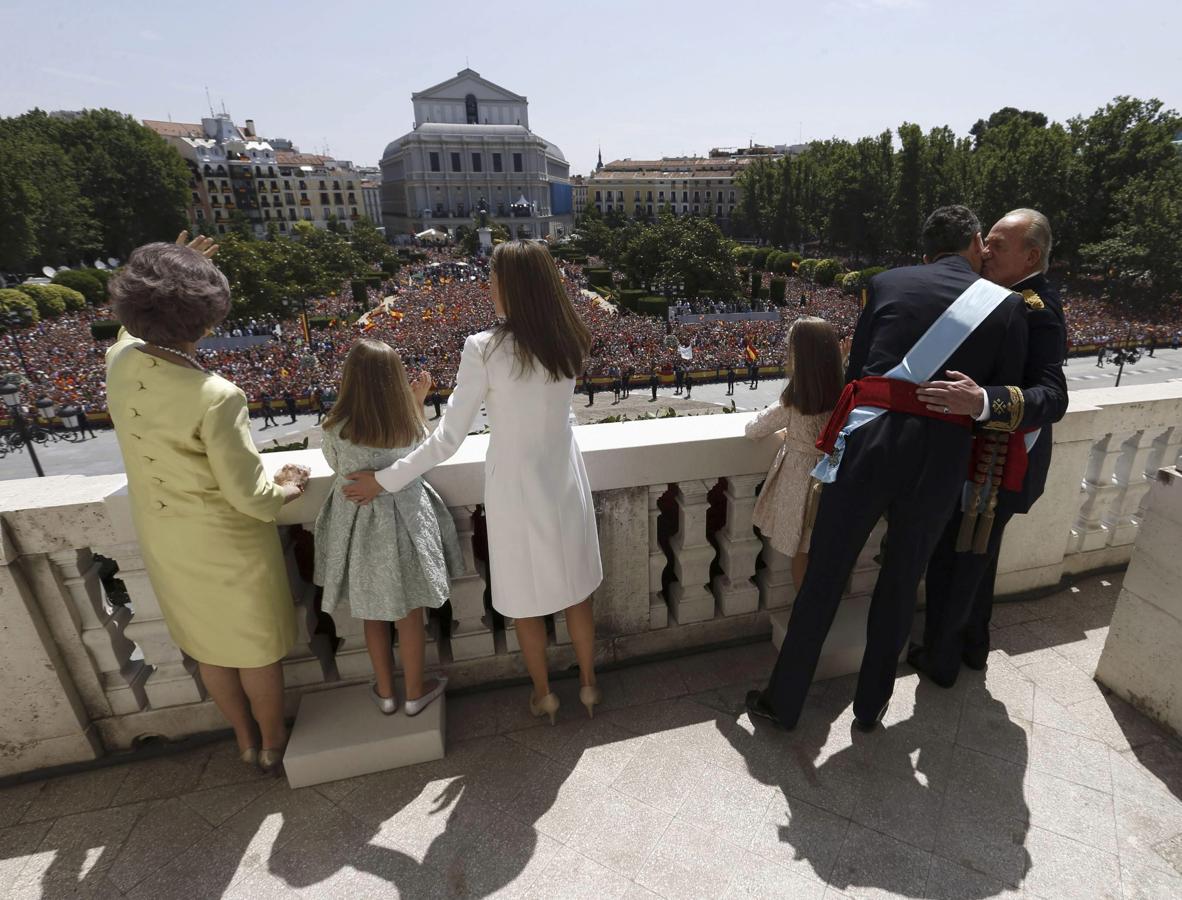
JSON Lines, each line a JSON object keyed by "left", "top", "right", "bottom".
{"left": 446, "top": 506, "right": 495, "bottom": 660}
{"left": 648, "top": 484, "right": 669, "bottom": 629}
{"left": 47, "top": 548, "right": 147, "bottom": 717}
{"left": 666, "top": 479, "right": 717, "bottom": 624}
{"left": 1070, "top": 432, "right": 1127, "bottom": 554}
{"left": 96, "top": 541, "right": 204, "bottom": 707}
{"left": 756, "top": 538, "right": 795, "bottom": 611}
{"left": 711, "top": 474, "right": 763, "bottom": 616}
{"left": 1105, "top": 429, "right": 1162, "bottom": 547}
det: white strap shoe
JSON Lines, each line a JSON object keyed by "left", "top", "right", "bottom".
{"left": 404, "top": 677, "right": 448, "bottom": 717}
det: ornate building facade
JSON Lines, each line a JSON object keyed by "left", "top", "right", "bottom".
{"left": 379, "top": 69, "right": 572, "bottom": 239}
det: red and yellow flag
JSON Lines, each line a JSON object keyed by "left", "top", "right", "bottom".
{"left": 745, "top": 339, "right": 758, "bottom": 363}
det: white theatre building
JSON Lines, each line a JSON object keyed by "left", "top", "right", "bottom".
{"left": 379, "top": 69, "right": 573, "bottom": 240}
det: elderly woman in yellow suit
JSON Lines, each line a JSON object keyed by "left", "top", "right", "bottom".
{"left": 106, "top": 235, "right": 309, "bottom": 772}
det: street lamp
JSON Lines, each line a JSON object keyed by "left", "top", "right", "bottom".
{"left": 0, "top": 382, "right": 45, "bottom": 477}
{"left": 5, "top": 310, "right": 33, "bottom": 381}
{"left": 60, "top": 404, "right": 81, "bottom": 441}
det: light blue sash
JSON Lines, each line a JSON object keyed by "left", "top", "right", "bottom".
{"left": 813, "top": 277, "right": 1013, "bottom": 483}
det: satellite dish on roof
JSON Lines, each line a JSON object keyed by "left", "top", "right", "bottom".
{"left": 57, "top": 265, "right": 71, "bottom": 271}
{"left": 107, "top": 257, "right": 119, "bottom": 267}
{"left": 94, "top": 260, "right": 108, "bottom": 270}
{"left": 41, "top": 266, "right": 57, "bottom": 278}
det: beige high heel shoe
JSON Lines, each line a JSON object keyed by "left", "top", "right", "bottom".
{"left": 529, "top": 691, "right": 560, "bottom": 725}
{"left": 239, "top": 747, "right": 259, "bottom": 766}
{"left": 258, "top": 748, "right": 284, "bottom": 775}
{"left": 579, "top": 684, "right": 603, "bottom": 719}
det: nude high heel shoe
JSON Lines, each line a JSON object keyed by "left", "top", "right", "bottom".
{"left": 579, "top": 685, "right": 603, "bottom": 719}
{"left": 529, "top": 691, "right": 560, "bottom": 725}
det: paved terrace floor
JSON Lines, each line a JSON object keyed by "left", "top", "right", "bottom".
{"left": 2, "top": 573, "right": 1180, "bottom": 899}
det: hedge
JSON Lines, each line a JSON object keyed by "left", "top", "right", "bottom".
{"left": 584, "top": 267, "right": 613, "bottom": 289}
{"left": 636, "top": 295, "right": 670, "bottom": 317}
{"left": 733, "top": 246, "right": 756, "bottom": 267}
{"left": 0, "top": 288, "right": 40, "bottom": 324}
{"left": 90, "top": 319, "right": 121, "bottom": 341}
{"left": 16, "top": 283, "right": 84, "bottom": 317}
{"left": 814, "top": 259, "right": 844, "bottom": 286}
{"left": 769, "top": 277, "right": 787, "bottom": 306}
{"left": 617, "top": 289, "right": 644, "bottom": 312}
{"left": 749, "top": 268, "right": 761, "bottom": 297}
{"left": 798, "top": 258, "right": 819, "bottom": 281}
{"left": 751, "top": 248, "right": 771, "bottom": 270}
{"left": 52, "top": 269, "right": 105, "bottom": 305}
{"left": 351, "top": 280, "right": 368, "bottom": 307}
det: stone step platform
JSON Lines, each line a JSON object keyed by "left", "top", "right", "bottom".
{"left": 771, "top": 594, "right": 880, "bottom": 680}
{"left": 283, "top": 681, "right": 446, "bottom": 789}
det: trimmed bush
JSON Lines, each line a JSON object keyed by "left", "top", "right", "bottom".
{"left": 0, "top": 288, "right": 40, "bottom": 324}
{"left": 769, "top": 277, "right": 787, "bottom": 306}
{"left": 350, "top": 280, "right": 367, "bottom": 307}
{"left": 617, "top": 289, "right": 644, "bottom": 312}
{"left": 90, "top": 319, "right": 121, "bottom": 341}
{"left": 751, "top": 248, "right": 771, "bottom": 270}
{"left": 88, "top": 268, "right": 113, "bottom": 289}
{"left": 15, "top": 283, "right": 78, "bottom": 317}
{"left": 814, "top": 259, "right": 844, "bottom": 286}
{"left": 51, "top": 269, "right": 105, "bottom": 305}
{"left": 636, "top": 295, "right": 670, "bottom": 317}
{"left": 798, "top": 258, "right": 819, "bottom": 281}
{"left": 841, "top": 271, "right": 862, "bottom": 294}
{"left": 734, "top": 245, "right": 757, "bottom": 267}
{"left": 584, "top": 267, "right": 613, "bottom": 289}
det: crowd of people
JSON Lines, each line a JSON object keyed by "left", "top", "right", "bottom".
{"left": 2, "top": 255, "right": 1182, "bottom": 426}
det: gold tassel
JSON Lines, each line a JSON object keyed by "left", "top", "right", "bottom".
{"left": 955, "top": 499, "right": 979, "bottom": 552}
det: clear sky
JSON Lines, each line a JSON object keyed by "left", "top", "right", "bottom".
{"left": 2, "top": 0, "right": 1179, "bottom": 175}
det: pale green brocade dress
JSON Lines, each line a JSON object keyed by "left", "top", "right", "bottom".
{"left": 313, "top": 425, "right": 463, "bottom": 621}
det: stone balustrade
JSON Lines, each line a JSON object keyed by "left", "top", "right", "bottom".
{"left": 1, "top": 381, "right": 1180, "bottom": 776}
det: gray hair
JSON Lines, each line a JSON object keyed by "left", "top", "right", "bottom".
{"left": 110, "top": 242, "right": 231, "bottom": 344}
{"left": 1006, "top": 208, "right": 1053, "bottom": 274}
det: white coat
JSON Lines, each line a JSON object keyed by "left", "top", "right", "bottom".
{"left": 374, "top": 329, "right": 603, "bottom": 618}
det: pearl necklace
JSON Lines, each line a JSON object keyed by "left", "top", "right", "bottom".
{"left": 148, "top": 344, "right": 205, "bottom": 371}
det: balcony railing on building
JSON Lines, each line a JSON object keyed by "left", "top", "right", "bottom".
{"left": 0, "top": 383, "right": 1179, "bottom": 777}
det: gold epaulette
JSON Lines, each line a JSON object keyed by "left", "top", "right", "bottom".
{"left": 982, "top": 385, "right": 1024, "bottom": 433}
{"left": 1022, "top": 289, "right": 1044, "bottom": 310}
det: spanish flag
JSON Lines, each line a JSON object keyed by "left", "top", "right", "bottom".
{"left": 363, "top": 321, "right": 377, "bottom": 332}
{"left": 389, "top": 309, "right": 404, "bottom": 321}
{"left": 745, "top": 339, "right": 758, "bottom": 363}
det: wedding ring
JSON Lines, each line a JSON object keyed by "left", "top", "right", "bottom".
{"left": 943, "top": 406, "right": 950, "bottom": 414}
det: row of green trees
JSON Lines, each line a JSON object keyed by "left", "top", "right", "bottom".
{"left": 210, "top": 218, "right": 397, "bottom": 317}
{"left": 0, "top": 109, "right": 191, "bottom": 271}
{"left": 734, "top": 97, "right": 1182, "bottom": 292}
{"left": 576, "top": 207, "right": 742, "bottom": 300}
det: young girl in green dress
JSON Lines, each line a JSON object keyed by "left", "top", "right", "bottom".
{"left": 314, "top": 339, "right": 463, "bottom": 715}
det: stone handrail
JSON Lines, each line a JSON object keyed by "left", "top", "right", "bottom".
{"left": 1, "top": 381, "right": 1180, "bottom": 776}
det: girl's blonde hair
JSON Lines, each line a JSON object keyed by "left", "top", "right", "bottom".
{"left": 779, "top": 316, "right": 845, "bottom": 415}
{"left": 321, "top": 339, "right": 425, "bottom": 448}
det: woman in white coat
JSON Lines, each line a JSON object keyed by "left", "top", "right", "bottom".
{"left": 344, "top": 241, "right": 603, "bottom": 723}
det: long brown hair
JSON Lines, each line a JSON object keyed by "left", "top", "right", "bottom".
{"left": 779, "top": 317, "right": 844, "bottom": 415}
{"left": 489, "top": 240, "right": 590, "bottom": 380}
{"left": 321, "top": 339, "right": 425, "bottom": 448}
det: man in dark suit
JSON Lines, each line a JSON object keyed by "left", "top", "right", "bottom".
{"left": 726, "top": 365, "right": 736, "bottom": 396}
{"left": 283, "top": 390, "right": 297, "bottom": 423}
{"left": 622, "top": 367, "right": 632, "bottom": 399}
{"left": 650, "top": 367, "right": 659, "bottom": 402}
{"left": 260, "top": 392, "right": 278, "bottom": 428}
{"left": 674, "top": 365, "right": 684, "bottom": 396}
{"left": 747, "top": 206, "right": 1028, "bottom": 731}
{"left": 684, "top": 371, "right": 694, "bottom": 399}
{"left": 910, "top": 209, "right": 1068, "bottom": 686}
{"left": 584, "top": 372, "right": 596, "bottom": 407}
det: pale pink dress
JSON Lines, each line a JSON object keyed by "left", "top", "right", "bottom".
{"left": 745, "top": 403, "right": 831, "bottom": 556}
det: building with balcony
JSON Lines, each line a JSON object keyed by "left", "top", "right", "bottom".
{"left": 146, "top": 116, "right": 364, "bottom": 237}
{"left": 379, "top": 69, "right": 573, "bottom": 240}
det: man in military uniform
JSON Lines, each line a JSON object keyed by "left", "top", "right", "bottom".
{"left": 910, "top": 209, "right": 1068, "bottom": 687}
{"left": 748, "top": 207, "right": 1028, "bottom": 731}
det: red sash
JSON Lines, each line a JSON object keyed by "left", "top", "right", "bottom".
{"left": 816, "top": 376, "right": 973, "bottom": 455}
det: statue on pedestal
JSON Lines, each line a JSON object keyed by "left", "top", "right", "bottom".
{"left": 477, "top": 197, "right": 489, "bottom": 229}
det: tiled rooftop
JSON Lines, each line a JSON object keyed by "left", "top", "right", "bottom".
{"left": 2, "top": 572, "right": 1179, "bottom": 899}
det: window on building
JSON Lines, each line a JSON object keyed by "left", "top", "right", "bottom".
{"left": 693, "top": 205, "right": 699, "bottom": 214}
{"left": 729, "top": 190, "right": 735, "bottom": 202}
{"left": 303, "top": 208, "right": 312, "bottom": 220}
{"left": 450, "top": 152, "right": 462, "bottom": 172}
{"left": 658, "top": 191, "right": 665, "bottom": 201}
{"left": 320, "top": 193, "right": 329, "bottom": 204}
{"left": 195, "top": 210, "right": 204, "bottom": 221}
{"left": 323, "top": 208, "right": 332, "bottom": 220}
{"left": 471, "top": 153, "right": 482, "bottom": 172}
{"left": 263, "top": 210, "right": 270, "bottom": 220}
{"left": 319, "top": 181, "right": 327, "bottom": 190}
{"left": 337, "top": 207, "right": 346, "bottom": 218}
{"left": 279, "top": 222, "right": 286, "bottom": 232}
{"left": 298, "top": 180, "right": 307, "bottom": 190}
{"left": 333, "top": 180, "right": 340, "bottom": 190}
{"left": 595, "top": 190, "right": 602, "bottom": 202}
{"left": 682, "top": 192, "right": 688, "bottom": 202}
{"left": 191, "top": 192, "right": 200, "bottom": 203}
{"left": 706, "top": 191, "right": 712, "bottom": 200}
{"left": 512, "top": 153, "right": 523, "bottom": 172}
{"left": 350, "top": 207, "right": 358, "bottom": 217}
{"left": 333, "top": 193, "right": 343, "bottom": 204}
{"left": 493, "top": 153, "right": 503, "bottom": 172}
{"left": 218, "top": 224, "right": 226, "bottom": 234}
{"left": 285, "top": 193, "right": 295, "bottom": 205}
{"left": 616, "top": 190, "right": 624, "bottom": 201}
{"left": 429, "top": 152, "right": 441, "bottom": 172}
{"left": 716, "top": 205, "right": 722, "bottom": 216}
{"left": 647, "top": 204, "right": 653, "bottom": 214}
{"left": 646, "top": 191, "right": 653, "bottom": 202}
